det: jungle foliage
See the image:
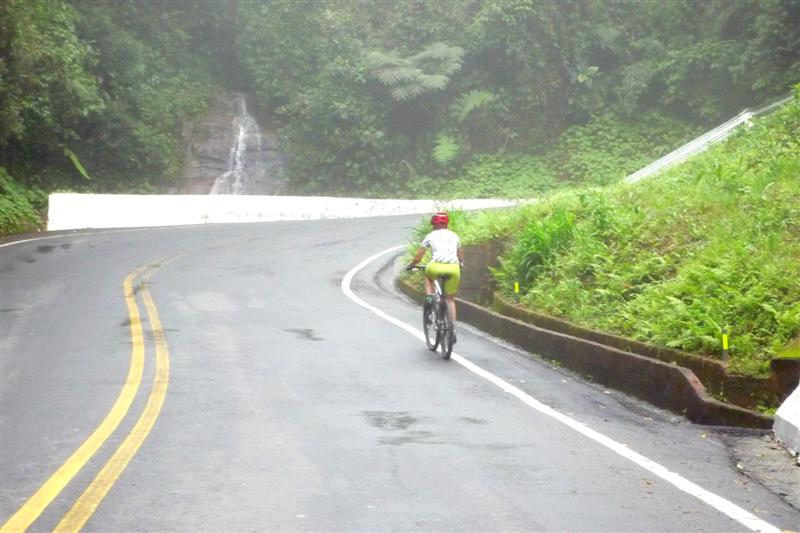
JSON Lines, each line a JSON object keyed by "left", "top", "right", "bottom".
{"left": 0, "top": 0, "right": 223, "bottom": 204}
{"left": 2, "top": 0, "right": 797, "bottom": 380}
{"left": 0, "top": 0, "right": 798, "bottom": 230}
{"left": 235, "top": 0, "right": 798, "bottom": 195}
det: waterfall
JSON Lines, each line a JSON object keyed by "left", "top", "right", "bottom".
{"left": 210, "top": 94, "right": 283, "bottom": 195}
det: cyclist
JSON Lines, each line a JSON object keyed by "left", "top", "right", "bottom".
{"left": 407, "top": 211, "right": 464, "bottom": 341}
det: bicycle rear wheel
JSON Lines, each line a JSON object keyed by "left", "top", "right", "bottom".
{"left": 423, "top": 304, "right": 439, "bottom": 351}
{"left": 439, "top": 303, "right": 453, "bottom": 359}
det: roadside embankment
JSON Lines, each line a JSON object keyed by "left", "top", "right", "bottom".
{"left": 397, "top": 275, "right": 776, "bottom": 429}
{"left": 398, "top": 241, "right": 799, "bottom": 431}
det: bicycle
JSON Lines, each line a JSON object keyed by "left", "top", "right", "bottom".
{"left": 409, "top": 265, "right": 454, "bottom": 359}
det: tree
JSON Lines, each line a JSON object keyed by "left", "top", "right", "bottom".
{"left": 0, "top": 0, "right": 102, "bottom": 168}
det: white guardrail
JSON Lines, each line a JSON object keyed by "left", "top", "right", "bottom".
{"left": 46, "top": 194, "right": 525, "bottom": 231}
{"left": 623, "top": 93, "right": 793, "bottom": 184}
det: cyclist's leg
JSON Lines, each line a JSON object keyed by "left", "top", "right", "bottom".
{"left": 440, "top": 264, "right": 461, "bottom": 340}
{"left": 448, "top": 296, "right": 458, "bottom": 344}
{"left": 423, "top": 276, "right": 434, "bottom": 295}
{"left": 422, "top": 266, "right": 437, "bottom": 312}
{"left": 445, "top": 294, "right": 457, "bottom": 322}
{"left": 424, "top": 264, "right": 440, "bottom": 295}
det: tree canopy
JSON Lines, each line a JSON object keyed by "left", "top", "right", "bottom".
{"left": 0, "top": 0, "right": 797, "bottom": 198}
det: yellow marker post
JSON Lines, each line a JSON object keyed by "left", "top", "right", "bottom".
{"left": 721, "top": 327, "right": 729, "bottom": 362}
{"left": 514, "top": 282, "right": 520, "bottom": 301}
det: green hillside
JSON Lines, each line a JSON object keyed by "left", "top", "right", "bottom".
{"left": 431, "top": 88, "right": 799, "bottom": 376}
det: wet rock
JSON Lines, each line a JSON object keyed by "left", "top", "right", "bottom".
{"left": 178, "top": 93, "right": 286, "bottom": 195}
{"left": 178, "top": 94, "right": 238, "bottom": 194}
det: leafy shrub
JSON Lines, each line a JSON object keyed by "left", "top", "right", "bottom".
{"left": 0, "top": 168, "right": 46, "bottom": 235}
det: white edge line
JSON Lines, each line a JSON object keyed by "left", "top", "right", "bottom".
{"left": 341, "top": 245, "right": 781, "bottom": 533}
{"left": 0, "top": 228, "right": 152, "bottom": 249}
{"left": 0, "top": 223, "right": 263, "bottom": 249}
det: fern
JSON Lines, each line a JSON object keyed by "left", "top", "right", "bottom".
{"left": 417, "top": 73, "right": 451, "bottom": 91}
{"left": 433, "top": 134, "right": 460, "bottom": 165}
{"left": 366, "top": 42, "right": 464, "bottom": 101}
{"left": 375, "top": 66, "right": 417, "bottom": 86}
{"left": 449, "top": 89, "right": 496, "bottom": 124}
{"left": 409, "top": 42, "right": 464, "bottom": 73}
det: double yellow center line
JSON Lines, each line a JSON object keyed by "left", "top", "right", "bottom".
{"left": 2, "top": 262, "right": 171, "bottom": 532}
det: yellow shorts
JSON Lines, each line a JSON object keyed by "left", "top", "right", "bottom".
{"left": 425, "top": 262, "right": 461, "bottom": 295}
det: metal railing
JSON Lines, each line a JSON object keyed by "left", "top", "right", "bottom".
{"left": 623, "top": 93, "right": 794, "bottom": 185}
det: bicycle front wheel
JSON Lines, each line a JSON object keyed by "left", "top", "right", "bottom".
{"left": 423, "top": 305, "right": 439, "bottom": 351}
{"left": 439, "top": 303, "right": 453, "bottom": 359}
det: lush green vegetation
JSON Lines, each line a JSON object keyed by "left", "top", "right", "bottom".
{"left": 0, "top": 167, "right": 47, "bottom": 234}
{"left": 421, "top": 89, "right": 799, "bottom": 376}
{"left": 1, "top": 0, "right": 797, "bottom": 234}
{"left": 234, "top": 0, "right": 797, "bottom": 197}
{"left": 406, "top": 113, "right": 702, "bottom": 199}
{"left": 1, "top": 0, "right": 797, "bottom": 384}
{"left": 1, "top": 0, "right": 224, "bottom": 232}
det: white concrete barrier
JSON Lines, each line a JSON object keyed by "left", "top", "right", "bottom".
{"left": 774, "top": 384, "right": 800, "bottom": 462}
{"left": 47, "top": 193, "right": 526, "bottom": 231}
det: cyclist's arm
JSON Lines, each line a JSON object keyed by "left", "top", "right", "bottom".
{"left": 408, "top": 246, "right": 427, "bottom": 267}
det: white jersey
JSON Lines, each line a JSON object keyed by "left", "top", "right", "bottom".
{"left": 422, "top": 229, "right": 461, "bottom": 264}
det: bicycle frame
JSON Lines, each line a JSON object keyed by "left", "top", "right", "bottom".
{"left": 411, "top": 265, "right": 453, "bottom": 359}
{"left": 432, "top": 277, "right": 444, "bottom": 300}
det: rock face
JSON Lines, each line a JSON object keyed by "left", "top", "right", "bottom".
{"left": 178, "top": 93, "right": 286, "bottom": 195}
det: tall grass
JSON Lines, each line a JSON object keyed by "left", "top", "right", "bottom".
{"left": 443, "top": 89, "right": 799, "bottom": 376}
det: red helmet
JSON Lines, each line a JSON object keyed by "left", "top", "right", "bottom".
{"left": 431, "top": 211, "right": 449, "bottom": 227}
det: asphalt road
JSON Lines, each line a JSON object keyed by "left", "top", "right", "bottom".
{"left": 1, "top": 217, "right": 798, "bottom": 532}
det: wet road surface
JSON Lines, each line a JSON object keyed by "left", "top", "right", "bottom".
{"left": 1, "top": 218, "right": 798, "bottom": 531}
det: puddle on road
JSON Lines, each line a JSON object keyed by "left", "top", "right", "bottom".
{"left": 362, "top": 411, "right": 441, "bottom": 445}
{"left": 363, "top": 411, "right": 418, "bottom": 430}
{"left": 285, "top": 328, "right": 324, "bottom": 341}
{"left": 379, "top": 431, "right": 438, "bottom": 446}
{"left": 313, "top": 239, "right": 347, "bottom": 248}
{"left": 460, "top": 416, "right": 488, "bottom": 425}
{"left": 33, "top": 243, "right": 73, "bottom": 254}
